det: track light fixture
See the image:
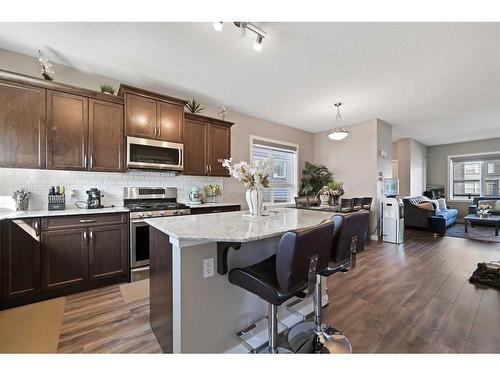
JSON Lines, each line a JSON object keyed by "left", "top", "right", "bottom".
{"left": 213, "top": 22, "right": 223, "bottom": 32}
{"left": 212, "top": 22, "right": 266, "bottom": 51}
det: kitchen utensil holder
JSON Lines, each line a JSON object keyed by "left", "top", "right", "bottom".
{"left": 48, "top": 194, "right": 66, "bottom": 211}
{"left": 15, "top": 198, "right": 29, "bottom": 211}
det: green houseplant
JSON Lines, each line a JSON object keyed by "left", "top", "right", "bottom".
{"left": 100, "top": 84, "right": 116, "bottom": 95}
{"left": 185, "top": 98, "right": 204, "bottom": 114}
{"left": 298, "top": 162, "right": 334, "bottom": 196}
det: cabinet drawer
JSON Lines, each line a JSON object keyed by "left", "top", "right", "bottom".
{"left": 190, "top": 205, "right": 241, "bottom": 215}
{"left": 41, "top": 213, "right": 127, "bottom": 231}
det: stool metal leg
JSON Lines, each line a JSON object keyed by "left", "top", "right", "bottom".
{"left": 287, "top": 278, "right": 352, "bottom": 354}
{"left": 264, "top": 304, "right": 291, "bottom": 354}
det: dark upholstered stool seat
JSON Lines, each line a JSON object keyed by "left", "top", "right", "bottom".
{"left": 229, "top": 255, "right": 307, "bottom": 306}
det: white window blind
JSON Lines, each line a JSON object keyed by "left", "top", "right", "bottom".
{"left": 251, "top": 138, "right": 298, "bottom": 204}
{"left": 449, "top": 153, "right": 500, "bottom": 199}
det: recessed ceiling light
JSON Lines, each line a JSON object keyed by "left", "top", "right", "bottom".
{"left": 213, "top": 22, "right": 223, "bottom": 32}
{"left": 253, "top": 35, "right": 263, "bottom": 51}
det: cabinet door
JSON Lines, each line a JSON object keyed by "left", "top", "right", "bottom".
{"left": 207, "top": 124, "right": 231, "bottom": 177}
{"left": 125, "top": 93, "right": 157, "bottom": 139}
{"left": 183, "top": 119, "right": 208, "bottom": 175}
{"left": 89, "top": 99, "right": 124, "bottom": 172}
{"left": 89, "top": 225, "right": 128, "bottom": 280}
{"left": 1, "top": 219, "right": 41, "bottom": 300}
{"left": 0, "top": 80, "right": 46, "bottom": 169}
{"left": 41, "top": 228, "right": 89, "bottom": 291}
{"left": 157, "top": 100, "right": 184, "bottom": 143}
{"left": 46, "top": 91, "right": 88, "bottom": 170}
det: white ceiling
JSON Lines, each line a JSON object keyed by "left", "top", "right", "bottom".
{"left": 0, "top": 22, "right": 499, "bottom": 145}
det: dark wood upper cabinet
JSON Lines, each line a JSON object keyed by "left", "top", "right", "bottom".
{"left": 89, "top": 99, "right": 124, "bottom": 172}
{"left": 183, "top": 118, "right": 208, "bottom": 175}
{"left": 1, "top": 219, "right": 41, "bottom": 301}
{"left": 88, "top": 224, "right": 128, "bottom": 280}
{"left": 183, "top": 113, "right": 233, "bottom": 177}
{"left": 46, "top": 90, "right": 88, "bottom": 171}
{"left": 41, "top": 227, "right": 89, "bottom": 291}
{"left": 124, "top": 93, "right": 157, "bottom": 139}
{"left": 157, "top": 100, "right": 184, "bottom": 143}
{"left": 207, "top": 124, "right": 231, "bottom": 177}
{"left": 119, "top": 84, "right": 187, "bottom": 143}
{"left": 0, "top": 80, "right": 46, "bottom": 169}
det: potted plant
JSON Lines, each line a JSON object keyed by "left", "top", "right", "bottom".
{"left": 221, "top": 155, "right": 273, "bottom": 216}
{"left": 100, "top": 84, "right": 116, "bottom": 95}
{"left": 185, "top": 98, "right": 204, "bottom": 114}
{"left": 327, "top": 180, "right": 345, "bottom": 206}
{"left": 298, "top": 162, "right": 334, "bottom": 196}
{"left": 204, "top": 184, "right": 222, "bottom": 203}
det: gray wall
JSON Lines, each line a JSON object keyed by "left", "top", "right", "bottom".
{"left": 427, "top": 137, "right": 500, "bottom": 219}
{"left": 314, "top": 119, "right": 393, "bottom": 236}
{"left": 393, "top": 138, "right": 427, "bottom": 197}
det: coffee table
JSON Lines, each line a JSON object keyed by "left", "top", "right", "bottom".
{"left": 463, "top": 214, "right": 500, "bottom": 236}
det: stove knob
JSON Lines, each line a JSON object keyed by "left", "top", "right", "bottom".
{"left": 138, "top": 212, "right": 144, "bottom": 218}
{"left": 147, "top": 212, "right": 153, "bottom": 217}
{"left": 160, "top": 211, "right": 166, "bottom": 216}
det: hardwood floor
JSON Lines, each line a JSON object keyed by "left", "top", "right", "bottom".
{"left": 55, "top": 230, "right": 500, "bottom": 353}
{"left": 324, "top": 230, "right": 500, "bottom": 353}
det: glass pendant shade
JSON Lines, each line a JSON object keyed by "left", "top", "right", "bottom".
{"left": 328, "top": 129, "right": 349, "bottom": 140}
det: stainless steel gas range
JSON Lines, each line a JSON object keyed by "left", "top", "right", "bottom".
{"left": 124, "top": 187, "right": 190, "bottom": 281}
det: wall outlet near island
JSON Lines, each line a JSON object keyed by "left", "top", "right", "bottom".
{"left": 203, "top": 258, "right": 215, "bottom": 278}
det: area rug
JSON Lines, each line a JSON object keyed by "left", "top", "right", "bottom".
{"left": 0, "top": 297, "right": 65, "bottom": 353}
{"left": 119, "top": 279, "right": 149, "bottom": 304}
{"left": 446, "top": 223, "right": 500, "bottom": 243}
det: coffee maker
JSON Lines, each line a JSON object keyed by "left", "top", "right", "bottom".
{"left": 86, "top": 188, "right": 104, "bottom": 209}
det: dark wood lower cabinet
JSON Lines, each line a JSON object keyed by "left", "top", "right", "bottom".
{"left": 41, "top": 227, "right": 89, "bottom": 291}
{"left": 89, "top": 225, "right": 128, "bottom": 280}
{"left": 1, "top": 219, "right": 41, "bottom": 301}
{"left": 0, "top": 213, "right": 129, "bottom": 310}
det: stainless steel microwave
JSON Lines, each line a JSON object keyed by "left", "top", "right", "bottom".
{"left": 126, "top": 136, "right": 183, "bottom": 171}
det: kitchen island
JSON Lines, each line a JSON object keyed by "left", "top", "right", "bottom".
{"left": 145, "top": 207, "right": 335, "bottom": 353}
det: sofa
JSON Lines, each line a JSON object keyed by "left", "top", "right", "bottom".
{"left": 403, "top": 196, "right": 458, "bottom": 235}
{"left": 468, "top": 196, "right": 500, "bottom": 227}
{"left": 468, "top": 196, "right": 500, "bottom": 215}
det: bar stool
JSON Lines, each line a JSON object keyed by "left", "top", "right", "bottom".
{"left": 228, "top": 221, "right": 335, "bottom": 353}
{"left": 287, "top": 212, "right": 370, "bottom": 353}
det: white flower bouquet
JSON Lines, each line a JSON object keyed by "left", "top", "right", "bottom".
{"left": 221, "top": 154, "right": 274, "bottom": 188}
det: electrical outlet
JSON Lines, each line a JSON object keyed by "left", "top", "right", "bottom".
{"left": 203, "top": 258, "right": 215, "bottom": 278}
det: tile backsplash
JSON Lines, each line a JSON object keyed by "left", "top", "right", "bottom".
{"left": 0, "top": 168, "right": 226, "bottom": 210}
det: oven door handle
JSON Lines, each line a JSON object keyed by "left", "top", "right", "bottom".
{"left": 131, "top": 219, "right": 149, "bottom": 224}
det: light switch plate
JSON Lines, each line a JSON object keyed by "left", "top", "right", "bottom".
{"left": 203, "top": 258, "right": 215, "bottom": 278}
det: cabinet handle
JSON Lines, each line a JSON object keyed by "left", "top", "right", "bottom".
{"left": 158, "top": 125, "right": 161, "bottom": 138}
{"left": 153, "top": 126, "right": 157, "bottom": 138}
{"left": 90, "top": 155, "right": 93, "bottom": 169}
{"left": 179, "top": 149, "right": 183, "bottom": 167}
{"left": 205, "top": 164, "right": 208, "bottom": 174}
{"left": 83, "top": 231, "right": 88, "bottom": 246}
{"left": 208, "top": 164, "right": 212, "bottom": 175}
{"left": 89, "top": 231, "right": 94, "bottom": 247}
{"left": 79, "top": 219, "right": 96, "bottom": 223}
{"left": 33, "top": 220, "right": 40, "bottom": 237}
{"left": 84, "top": 155, "right": 88, "bottom": 168}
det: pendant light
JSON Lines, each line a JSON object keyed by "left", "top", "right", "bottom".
{"left": 328, "top": 102, "right": 349, "bottom": 141}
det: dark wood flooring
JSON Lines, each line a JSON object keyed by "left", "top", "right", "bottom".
{"left": 56, "top": 230, "right": 500, "bottom": 353}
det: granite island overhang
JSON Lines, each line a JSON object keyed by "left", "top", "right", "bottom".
{"left": 145, "top": 208, "right": 335, "bottom": 353}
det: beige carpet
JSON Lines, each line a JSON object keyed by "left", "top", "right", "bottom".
{"left": 0, "top": 297, "right": 65, "bottom": 353}
{"left": 120, "top": 279, "right": 149, "bottom": 304}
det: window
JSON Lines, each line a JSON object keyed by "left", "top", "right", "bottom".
{"left": 251, "top": 136, "right": 298, "bottom": 205}
{"left": 449, "top": 153, "right": 500, "bottom": 200}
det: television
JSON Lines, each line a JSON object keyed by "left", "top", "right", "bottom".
{"left": 384, "top": 178, "right": 399, "bottom": 197}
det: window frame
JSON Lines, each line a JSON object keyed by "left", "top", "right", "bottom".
{"left": 447, "top": 151, "right": 500, "bottom": 202}
{"left": 249, "top": 135, "right": 299, "bottom": 206}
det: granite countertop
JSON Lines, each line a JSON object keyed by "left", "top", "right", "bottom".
{"left": 145, "top": 207, "right": 335, "bottom": 243}
{"left": 0, "top": 206, "right": 130, "bottom": 221}
{"left": 182, "top": 202, "right": 242, "bottom": 208}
